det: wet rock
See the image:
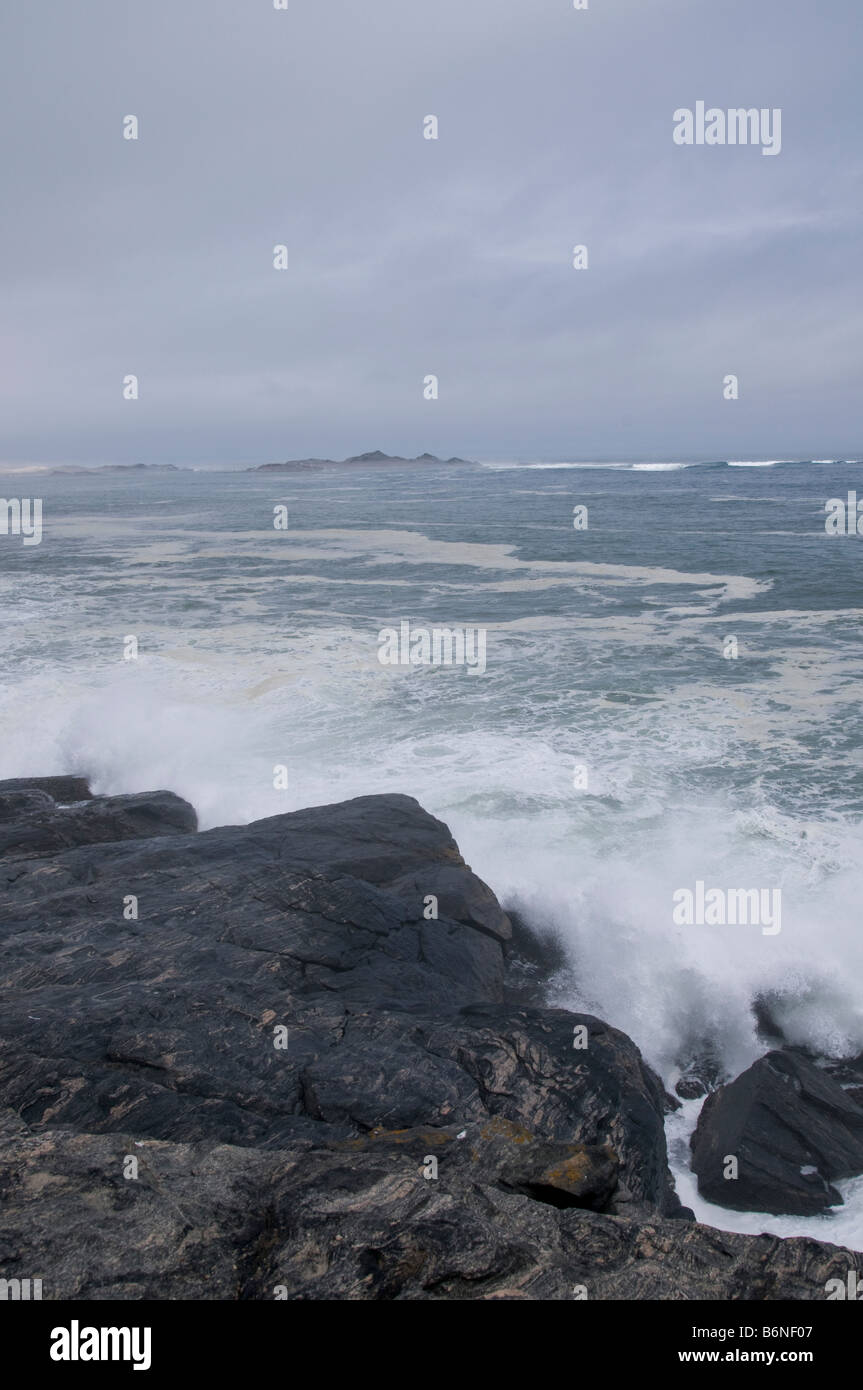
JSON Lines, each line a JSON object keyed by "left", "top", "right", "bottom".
{"left": 502, "top": 909, "right": 570, "bottom": 1006}
{"left": 673, "top": 1045, "right": 726, "bottom": 1102}
{"left": 676, "top": 1075, "right": 708, "bottom": 1100}
{"left": 691, "top": 1049, "right": 863, "bottom": 1215}
{"left": 0, "top": 775, "right": 93, "bottom": 803}
{"left": 0, "top": 785, "right": 197, "bottom": 856}
{"left": 0, "top": 789, "right": 56, "bottom": 820}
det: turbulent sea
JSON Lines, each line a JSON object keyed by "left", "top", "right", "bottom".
{"left": 3, "top": 455, "right": 863, "bottom": 1243}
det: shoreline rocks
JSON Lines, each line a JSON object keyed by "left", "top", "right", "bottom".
{"left": 1, "top": 776, "right": 860, "bottom": 1298}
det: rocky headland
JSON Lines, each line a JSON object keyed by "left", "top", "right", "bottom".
{"left": 1, "top": 777, "right": 860, "bottom": 1299}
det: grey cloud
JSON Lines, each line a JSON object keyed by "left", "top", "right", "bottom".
{"left": 1, "top": 0, "right": 860, "bottom": 465}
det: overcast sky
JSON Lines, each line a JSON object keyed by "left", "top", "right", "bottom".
{"left": 1, "top": 0, "right": 860, "bottom": 466}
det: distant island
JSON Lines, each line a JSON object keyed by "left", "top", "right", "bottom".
{"left": 39, "top": 455, "right": 477, "bottom": 477}
{"left": 247, "top": 450, "right": 475, "bottom": 472}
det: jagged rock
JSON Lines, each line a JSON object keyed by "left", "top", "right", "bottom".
{"left": 0, "top": 775, "right": 93, "bottom": 803}
{"left": 674, "top": 1053, "right": 723, "bottom": 1101}
{"left": 0, "top": 789, "right": 56, "bottom": 820}
{"left": 0, "top": 789, "right": 680, "bottom": 1213}
{"left": 691, "top": 1049, "right": 863, "bottom": 1215}
{"left": 0, "top": 782, "right": 197, "bottom": 856}
{"left": 675, "top": 1076, "right": 708, "bottom": 1100}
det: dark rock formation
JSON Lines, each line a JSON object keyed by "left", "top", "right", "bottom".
{"left": 675, "top": 1076, "right": 708, "bottom": 1101}
{"left": 673, "top": 1048, "right": 724, "bottom": 1101}
{"left": 0, "top": 775, "right": 93, "bottom": 803}
{"left": 691, "top": 1049, "right": 863, "bottom": 1215}
{"left": 1, "top": 778, "right": 860, "bottom": 1298}
{"left": 0, "top": 782, "right": 197, "bottom": 856}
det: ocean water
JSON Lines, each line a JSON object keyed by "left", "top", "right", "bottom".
{"left": 3, "top": 455, "right": 863, "bottom": 1243}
